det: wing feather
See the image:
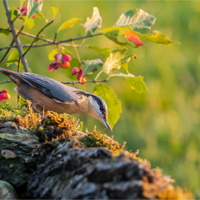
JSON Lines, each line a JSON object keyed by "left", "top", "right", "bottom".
{"left": 18, "top": 72, "right": 87, "bottom": 104}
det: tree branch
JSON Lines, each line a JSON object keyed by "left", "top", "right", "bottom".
{"left": 0, "top": 33, "right": 103, "bottom": 51}
{"left": 3, "top": 0, "right": 29, "bottom": 72}
{"left": 23, "top": 20, "right": 54, "bottom": 57}
{"left": 62, "top": 79, "right": 108, "bottom": 84}
{"left": 0, "top": 80, "right": 12, "bottom": 85}
{"left": 71, "top": 41, "right": 81, "bottom": 67}
{"left": 0, "top": 28, "right": 80, "bottom": 48}
{"left": 0, "top": 79, "right": 108, "bottom": 85}
{"left": 0, "top": 25, "right": 24, "bottom": 63}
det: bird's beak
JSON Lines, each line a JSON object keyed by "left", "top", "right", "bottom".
{"left": 102, "top": 118, "right": 112, "bottom": 132}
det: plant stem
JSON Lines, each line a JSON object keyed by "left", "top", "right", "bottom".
{"left": 0, "top": 79, "right": 108, "bottom": 85}
{"left": 3, "top": 0, "right": 29, "bottom": 72}
{"left": 62, "top": 79, "right": 108, "bottom": 84}
{"left": 0, "top": 28, "right": 80, "bottom": 48}
{"left": 72, "top": 41, "right": 81, "bottom": 66}
{"left": 0, "top": 33, "right": 103, "bottom": 51}
{"left": 0, "top": 25, "right": 24, "bottom": 63}
{"left": 0, "top": 80, "right": 12, "bottom": 85}
{"left": 95, "top": 69, "right": 106, "bottom": 81}
{"left": 23, "top": 20, "right": 54, "bottom": 57}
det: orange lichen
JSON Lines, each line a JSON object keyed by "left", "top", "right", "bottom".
{"left": 142, "top": 167, "right": 193, "bottom": 199}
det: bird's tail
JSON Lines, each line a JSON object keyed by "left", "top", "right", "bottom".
{"left": 0, "top": 67, "right": 21, "bottom": 85}
{"left": 0, "top": 67, "right": 16, "bottom": 77}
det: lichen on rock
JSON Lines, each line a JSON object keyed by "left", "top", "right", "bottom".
{"left": 0, "top": 103, "right": 194, "bottom": 199}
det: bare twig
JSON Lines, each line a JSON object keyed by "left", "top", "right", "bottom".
{"left": 0, "top": 25, "right": 24, "bottom": 63}
{"left": 72, "top": 41, "right": 81, "bottom": 66}
{"left": 23, "top": 20, "right": 54, "bottom": 57}
{"left": 0, "top": 33, "right": 103, "bottom": 51}
{"left": 0, "top": 80, "right": 12, "bottom": 85}
{"left": 95, "top": 69, "right": 106, "bottom": 81}
{"left": 0, "top": 79, "right": 108, "bottom": 85}
{"left": 62, "top": 79, "right": 108, "bottom": 84}
{"left": 0, "top": 28, "right": 80, "bottom": 47}
{"left": 3, "top": 0, "right": 29, "bottom": 72}
{"left": 17, "top": 59, "right": 21, "bottom": 72}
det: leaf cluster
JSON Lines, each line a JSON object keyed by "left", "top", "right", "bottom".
{"left": 0, "top": 1, "right": 179, "bottom": 129}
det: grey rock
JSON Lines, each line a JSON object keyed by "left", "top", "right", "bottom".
{"left": 0, "top": 180, "right": 18, "bottom": 200}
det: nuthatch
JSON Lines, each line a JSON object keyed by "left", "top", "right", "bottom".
{"left": 0, "top": 67, "right": 112, "bottom": 131}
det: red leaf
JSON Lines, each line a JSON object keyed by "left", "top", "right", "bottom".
{"left": 124, "top": 29, "right": 146, "bottom": 48}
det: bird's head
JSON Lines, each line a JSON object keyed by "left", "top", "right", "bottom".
{"left": 88, "top": 94, "right": 112, "bottom": 132}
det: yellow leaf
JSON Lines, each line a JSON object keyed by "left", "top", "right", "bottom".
{"left": 51, "top": 7, "right": 58, "bottom": 18}
{"left": 58, "top": 18, "right": 81, "bottom": 32}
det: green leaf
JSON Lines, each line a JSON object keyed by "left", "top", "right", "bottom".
{"left": 36, "top": 12, "right": 48, "bottom": 22}
{"left": 25, "top": 18, "right": 35, "bottom": 29}
{"left": 0, "top": 60, "right": 18, "bottom": 66}
{"left": 51, "top": 7, "right": 59, "bottom": 18}
{"left": 0, "top": 28, "right": 10, "bottom": 36}
{"left": 62, "top": 48, "right": 72, "bottom": 56}
{"left": 48, "top": 49, "right": 57, "bottom": 61}
{"left": 135, "top": 30, "right": 180, "bottom": 45}
{"left": 10, "top": 8, "right": 19, "bottom": 21}
{"left": 8, "top": 49, "right": 19, "bottom": 65}
{"left": 101, "top": 27, "right": 133, "bottom": 47}
{"left": 114, "top": 9, "right": 156, "bottom": 30}
{"left": 83, "top": 7, "right": 102, "bottom": 36}
{"left": 103, "top": 51, "right": 125, "bottom": 74}
{"left": 58, "top": 18, "right": 81, "bottom": 32}
{"left": 27, "top": 0, "right": 43, "bottom": 19}
{"left": 109, "top": 73, "right": 148, "bottom": 94}
{"left": 121, "top": 54, "right": 137, "bottom": 73}
{"left": 87, "top": 46, "right": 112, "bottom": 57}
{"left": 126, "top": 74, "right": 148, "bottom": 93}
{"left": 20, "top": 0, "right": 25, "bottom": 8}
{"left": 7, "top": 47, "right": 28, "bottom": 66}
{"left": 93, "top": 83, "right": 122, "bottom": 129}
{"left": 82, "top": 59, "right": 103, "bottom": 75}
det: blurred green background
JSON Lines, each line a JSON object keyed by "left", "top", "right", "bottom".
{"left": 0, "top": 0, "right": 200, "bottom": 198}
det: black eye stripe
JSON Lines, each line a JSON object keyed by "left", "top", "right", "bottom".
{"left": 76, "top": 91, "right": 107, "bottom": 120}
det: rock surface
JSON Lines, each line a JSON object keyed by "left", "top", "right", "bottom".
{"left": 0, "top": 180, "right": 18, "bottom": 200}
{"left": 0, "top": 114, "right": 193, "bottom": 199}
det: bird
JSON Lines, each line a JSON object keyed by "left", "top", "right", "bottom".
{"left": 0, "top": 67, "right": 112, "bottom": 131}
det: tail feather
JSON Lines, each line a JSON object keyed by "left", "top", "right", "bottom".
{"left": 0, "top": 67, "right": 16, "bottom": 77}
{"left": 0, "top": 67, "right": 21, "bottom": 85}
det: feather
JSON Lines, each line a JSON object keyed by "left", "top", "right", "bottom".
{"left": 17, "top": 72, "right": 88, "bottom": 104}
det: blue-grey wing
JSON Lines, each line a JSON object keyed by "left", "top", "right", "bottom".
{"left": 18, "top": 72, "right": 87, "bottom": 103}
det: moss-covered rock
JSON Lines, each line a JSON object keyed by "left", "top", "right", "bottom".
{"left": 0, "top": 180, "right": 18, "bottom": 200}
{"left": 0, "top": 104, "right": 193, "bottom": 199}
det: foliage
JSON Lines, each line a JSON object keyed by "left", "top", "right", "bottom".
{"left": 0, "top": 98, "right": 29, "bottom": 120}
{"left": 0, "top": 1, "right": 177, "bottom": 129}
{"left": 0, "top": 1, "right": 199, "bottom": 198}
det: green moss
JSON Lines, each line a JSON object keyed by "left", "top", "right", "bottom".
{"left": 79, "top": 134, "right": 100, "bottom": 147}
{"left": 79, "top": 131, "right": 125, "bottom": 156}
{"left": 0, "top": 98, "right": 29, "bottom": 120}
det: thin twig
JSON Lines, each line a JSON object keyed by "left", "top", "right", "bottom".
{"left": 23, "top": 20, "right": 54, "bottom": 57}
{"left": 0, "top": 28, "right": 80, "bottom": 47}
{"left": 72, "top": 41, "right": 81, "bottom": 66}
{"left": 62, "top": 79, "right": 108, "bottom": 84}
{"left": 0, "top": 25, "right": 24, "bottom": 63}
{"left": 0, "top": 79, "right": 108, "bottom": 85}
{"left": 3, "top": 0, "right": 29, "bottom": 72}
{"left": 0, "top": 33, "right": 103, "bottom": 51}
{"left": 54, "top": 32, "right": 58, "bottom": 43}
{"left": 0, "top": 80, "right": 12, "bottom": 85}
{"left": 17, "top": 59, "right": 21, "bottom": 72}
{"left": 12, "top": 13, "right": 22, "bottom": 23}
{"left": 95, "top": 69, "right": 106, "bottom": 81}
{"left": 17, "top": 59, "right": 20, "bottom": 102}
